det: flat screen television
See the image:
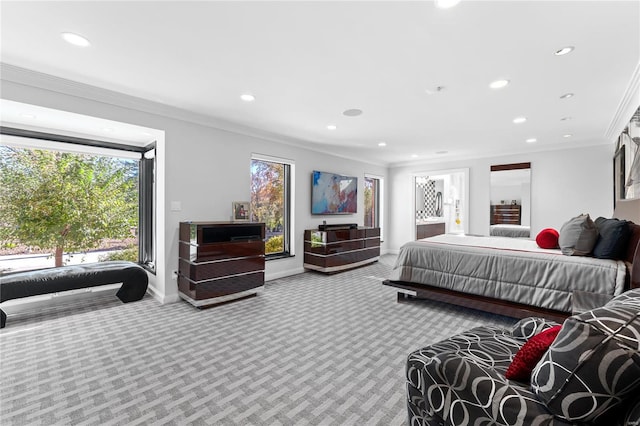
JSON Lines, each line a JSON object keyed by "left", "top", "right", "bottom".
{"left": 311, "top": 170, "right": 357, "bottom": 214}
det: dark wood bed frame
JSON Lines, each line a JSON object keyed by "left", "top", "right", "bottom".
{"left": 384, "top": 219, "right": 640, "bottom": 322}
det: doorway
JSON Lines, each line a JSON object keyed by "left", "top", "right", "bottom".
{"left": 413, "top": 168, "right": 469, "bottom": 239}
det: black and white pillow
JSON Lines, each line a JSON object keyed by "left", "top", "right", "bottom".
{"left": 531, "top": 289, "right": 640, "bottom": 422}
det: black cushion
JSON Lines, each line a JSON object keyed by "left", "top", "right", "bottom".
{"left": 0, "top": 261, "right": 148, "bottom": 302}
{"left": 593, "top": 217, "right": 630, "bottom": 259}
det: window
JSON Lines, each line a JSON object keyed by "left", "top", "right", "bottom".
{"left": 364, "top": 175, "right": 384, "bottom": 240}
{"left": 250, "top": 155, "right": 294, "bottom": 257}
{"left": 0, "top": 129, "right": 156, "bottom": 273}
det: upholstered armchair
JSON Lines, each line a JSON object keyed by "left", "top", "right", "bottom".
{"left": 406, "top": 289, "right": 640, "bottom": 425}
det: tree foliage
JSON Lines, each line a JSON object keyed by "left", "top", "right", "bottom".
{"left": 0, "top": 146, "right": 138, "bottom": 266}
{"left": 250, "top": 159, "right": 285, "bottom": 254}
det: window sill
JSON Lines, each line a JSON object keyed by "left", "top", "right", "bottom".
{"left": 266, "top": 253, "right": 295, "bottom": 261}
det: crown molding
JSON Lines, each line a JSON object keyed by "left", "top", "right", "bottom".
{"left": 0, "top": 63, "right": 387, "bottom": 168}
{"left": 605, "top": 60, "right": 640, "bottom": 142}
{"left": 388, "top": 138, "right": 612, "bottom": 169}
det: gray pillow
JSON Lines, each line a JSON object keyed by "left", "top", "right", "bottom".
{"left": 558, "top": 214, "right": 598, "bottom": 256}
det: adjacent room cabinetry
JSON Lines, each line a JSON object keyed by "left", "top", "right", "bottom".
{"left": 303, "top": 227, "right": 380, "bottom": 273}
{"left": 416, "top": 222, "right": 445, "bottom": 239}
{"left": 178, "top": 221, "right": 265, "bottom": 307}
{"left": 491, "top": 205, "right": 521, "bottom": 225}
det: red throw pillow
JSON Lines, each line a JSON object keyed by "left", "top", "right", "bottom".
{"left": 536, "top": 228, "right": 560, "bottom": 249}
{"left": 505, "top": 325, "right": 562, "bottom": 381}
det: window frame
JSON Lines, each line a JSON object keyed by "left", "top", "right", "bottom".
{"left": 364, "top": 173, "right": 384, "bottom": 242}
{"left": 0, "top": 126, "right": 157, "bottom": 273}
{"left": 250, "top": 153, "right": 295, "bottom": 259}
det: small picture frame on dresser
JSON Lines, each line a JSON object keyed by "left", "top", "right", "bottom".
{"left": 232, "top": 201, "right": 250, "bottom": 222}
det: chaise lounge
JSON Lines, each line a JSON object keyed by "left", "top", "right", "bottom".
{"left": 407, "top": 288, "right": 640, "bottom": 425}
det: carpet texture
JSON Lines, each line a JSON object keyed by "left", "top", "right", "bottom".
{"left": 0, "top": 255, "right": 515, "bottom": 425}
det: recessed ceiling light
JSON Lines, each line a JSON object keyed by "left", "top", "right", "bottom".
{"left": 240, "top": 94, "right": 255, "bottom": 102}
{"left": 378, "top": 142, "right": 387, "bottom": 147}
{"left": 61, "top": 32, "right": 91, "bottom": 47}
{"left": 563, "top": 134, "right": 573, "bottom": 138}
{"left": 411, "top": 154, "right": 419, "bottom": 158}
{"left": 327, "top": 124, "right": 337, "bottom": 130}
{"left": 513, "top": 116, "right": 527, "bottom": 124}
{"left": 343, "top": 108, "right": 363, "bottom": 117}
{"left": 526, "top": 138, "right": 537, "bottom": 143}
{"left": 425, "top": 86, "right": 446, "bottom": 95}
{"left": 489, "top": 79, "right": 510, "bottom": 89}
{"left": 435, "top": 0, "right": 461, "bottom": 9}
{"left": 560, "top": 116, "right": 573, "bottom": 121}
{"left": 436, "top": 150, "right": 448, "bottom": 154}
{"left": 18, "top": 112, "right": 36, "bottom": 119}
{"left": 560, "top": 93, "right": 574, "bottom": 99}
{"left": 554, "top": 46, "right": 574, "bottom": 56}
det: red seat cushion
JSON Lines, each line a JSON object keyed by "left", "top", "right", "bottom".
{"left": 505, "top": 325, "right": 562, "bottom": 381}
{"left": 536, "top": 228, "right": 560, "bottom": 249}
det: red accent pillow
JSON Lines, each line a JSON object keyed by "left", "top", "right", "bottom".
{"left": 505, "top": 325, "right": 562, "bottom": 381}
{"left": 536, "top": 228, "right": 560, "bottom": 249}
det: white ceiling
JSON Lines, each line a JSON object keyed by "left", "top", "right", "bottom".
{"left": 1, "top": 1, "right": 639, "bottom": 166}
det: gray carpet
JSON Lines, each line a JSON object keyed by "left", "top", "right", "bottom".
{"left": 0, "top": 255, "right": 515, "bottom": 425}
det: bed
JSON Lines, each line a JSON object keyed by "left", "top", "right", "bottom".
{"left": 384, "top": 212, "right": 640, "bottom": 322}
{"left": 489, "top": 224, "right": 530, "bottom": 237}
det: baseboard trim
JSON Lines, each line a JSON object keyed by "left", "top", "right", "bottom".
{"left": 265, "top": 267, "right": 305, "bottom": 282}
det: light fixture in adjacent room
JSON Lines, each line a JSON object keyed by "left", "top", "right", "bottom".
{"left": 554, "top": 46, "right": 574, "bottom": 56}
{"left": 327, "top": 124, "right": 337, "bottom": 130}
{"left": 61, "top": 32, "right": 91, "bottom": 47}
{"left": 425, "top": 85, "right": 446, "bottom": 95}
{"left": 513, "top": 116, "right": 527, "bottom": 124}
{"left": 343, "top": 108, "right": 363, "bottom": 117}
{"left": 560, "top": 93, "right": 574, "bottom": 99}
{"left": 526, "top": 138, "right": 537, "bottom": 143}
{"left": 435, "top": 0, "right": 461, "bottom": 9}
{"left": 563, "top": 134, "right": 573, "bottom": 138}
{"left": 489, "top": 79, "right": 510, "bottom": 89}
{"left": 411, "top": 154, "right": 418, "bottom": 158}
{"left": 378, "top": 142, "right": 387, "bottom": 147}
{"left": 240, "top": 94, "right": 255, "bottom": 102}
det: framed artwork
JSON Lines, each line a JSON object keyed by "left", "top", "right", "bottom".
{"left": 232, "top": 201, "right": 249, "bottom": 222}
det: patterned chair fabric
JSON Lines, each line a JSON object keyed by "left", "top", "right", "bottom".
{"left": 532, "top": 289, "right": 640, "bottom": 423}
{"left": 406, "top": 292, "right": 640, "bottom": 426}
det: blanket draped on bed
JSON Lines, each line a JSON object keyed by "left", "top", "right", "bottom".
{"left": 390, "top": 234, "right": 627, "bottom": 313}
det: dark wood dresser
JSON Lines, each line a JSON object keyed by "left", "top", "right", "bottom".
{"left": 303, "top": 227, "right": 380, "bottom": 273}
{"left": 178, "top": 221, "right": 265, "bottom": 307}
{"left": 491, "top": 204, "right": 522, "bottom": 225}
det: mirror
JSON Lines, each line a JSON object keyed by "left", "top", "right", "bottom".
{"left": 489, "top": 163, "right": 531, "bottom": 237}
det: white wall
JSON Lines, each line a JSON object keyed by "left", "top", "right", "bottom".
{"left": 388, "top": 144, "right": 614, "bottom": 251}
{"left": 1, "top": 76, "right": 388, "bottom": 304}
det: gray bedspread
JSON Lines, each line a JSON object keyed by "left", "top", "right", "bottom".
{"left": 490, "top": 224, "right": 530, "bottom": 237}
{"left": 390, "top": 234, "right": 627, "bottom": 312}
